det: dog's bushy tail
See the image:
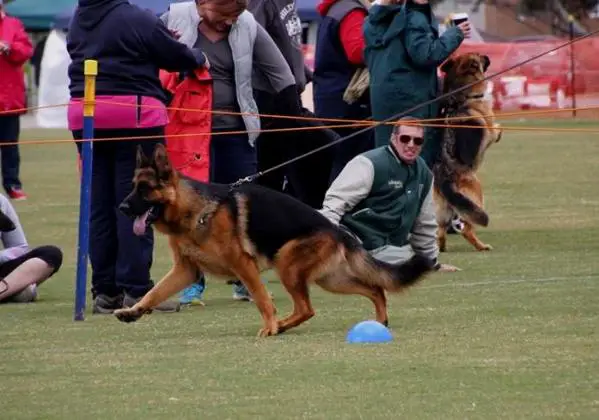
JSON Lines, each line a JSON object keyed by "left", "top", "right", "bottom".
{"left": 439, "top": 180, "right": 489, "bottom": 227}
{"left": 339, "top": 232, "right": 433, "bottom": 292}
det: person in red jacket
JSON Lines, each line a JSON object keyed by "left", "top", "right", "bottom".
{"left": 0, "top": 0, "right": 33, "bottom": 201}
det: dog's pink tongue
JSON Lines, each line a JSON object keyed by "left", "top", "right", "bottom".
{"left": 133, "top": 210, "right": 150, "bottom": 236}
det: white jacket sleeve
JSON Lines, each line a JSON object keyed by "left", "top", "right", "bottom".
{"left": 409, "top": 183, "right": 439, "bottom": 262}
{"left": 0, "top": 194, "right": 29, "bottom": 264}
{"left": 319, "top": 155, "right": 375, "bottom": 225}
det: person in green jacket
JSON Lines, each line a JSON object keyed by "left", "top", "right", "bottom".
{"left": 319, "top": 116, "right": 459, "bottom": 272}
{"left": 363, "top": 0, "right": 470, "bottom": 167}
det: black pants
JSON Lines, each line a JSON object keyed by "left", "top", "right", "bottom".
{"left": 0, "top": 245, "right": 63, "bottom": 279}
{"left": 0, "top": 115, "right": 22, "bottom": 192}
{"left": 255, "top": 90, "right": 338, "bottom": 209}
{"left": 73, "top": 127, "right": 163, "bottom": 298}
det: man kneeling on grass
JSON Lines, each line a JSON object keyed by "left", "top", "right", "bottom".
{"left": 320, "top": 116, "right": 459, "bottom": 272}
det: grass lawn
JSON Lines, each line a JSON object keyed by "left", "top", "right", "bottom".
{"left": 0, "top": 120, "right": 598, "bottom": 419}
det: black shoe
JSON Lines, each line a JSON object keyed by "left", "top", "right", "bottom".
{"left": 92, "top": 294, "right": 124, "bottom": 314}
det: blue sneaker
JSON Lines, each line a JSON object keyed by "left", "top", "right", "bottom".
{"left": 232, "top": 280, "right": 273, "bottom": 302}
{"left": 180, "top": 278, "right": 206, "bottom": 306}
{"left": 232, "top": 281, "right": 252, "bottom": 301}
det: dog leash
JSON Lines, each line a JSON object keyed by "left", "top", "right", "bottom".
{"left": 228, "top": 27, "right": 599, "bottom": 189}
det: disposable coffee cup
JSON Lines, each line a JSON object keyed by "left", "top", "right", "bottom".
{"left": 451, "top": 13, "right": 468, "bottom": 26}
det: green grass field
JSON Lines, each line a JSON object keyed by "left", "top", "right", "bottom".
{"left": 1, "top": 120, "right": 598, "bottom": 419}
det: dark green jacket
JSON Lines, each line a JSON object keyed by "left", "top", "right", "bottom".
{"left": 363, "top": 2, "right": 464, "bottom": 162}
{"left": 340, "top": 146, "right": 432, "bottom": 251}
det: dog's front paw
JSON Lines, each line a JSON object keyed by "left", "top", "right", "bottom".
{"left": 478, "top": 243, "right": 493, "bottom": 251}
{"left": 257, "top": 322, "right": 280, "bottom": 338}
{"left": 114, "top": 307, "right": 145, "bottom": 323}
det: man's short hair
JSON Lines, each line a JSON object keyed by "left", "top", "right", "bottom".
{"left": 392, "top": 116, "right": 421, "bottom": 134}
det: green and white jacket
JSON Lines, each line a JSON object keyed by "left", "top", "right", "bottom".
{"left": 320, "top": 145, "right": 438, "bottom": 262}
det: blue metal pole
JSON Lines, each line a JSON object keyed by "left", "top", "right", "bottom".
{"left": 74, "top": 59, "right": 97, "bottom": 321}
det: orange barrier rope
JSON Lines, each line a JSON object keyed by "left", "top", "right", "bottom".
{"left": 4, "top": 98, "right": 599, "bottom": 128}
{"left": 0, "top": 122, "right": 372, "bottom": 147}
{"left": 91, "top": 98, "right": 599, "bottom": 126}
{"left": 4, "top": 119, "right": 599, "bottom": 148}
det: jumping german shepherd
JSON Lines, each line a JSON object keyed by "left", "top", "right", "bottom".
{"left": 433, "top": 52, "right": 503, "bottom": 252}
{"left": 114, "top": 144, "right": 434, "bottom": 337}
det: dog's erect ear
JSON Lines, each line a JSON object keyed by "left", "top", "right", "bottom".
{"left": 481, "top": 55, "right": 490, "bottom": 72}
{"left": 441, "top": 58, "right": 454, "bottom": 74}
{"left": 136, "top": 145, "right": 150, "bottom": 168}
{"left": 153, "top": 144, "right": 172, "bottom": 180}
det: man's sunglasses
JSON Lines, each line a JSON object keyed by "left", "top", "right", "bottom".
{"left": 395, "top": 134, "right": 424, "bottom": 146}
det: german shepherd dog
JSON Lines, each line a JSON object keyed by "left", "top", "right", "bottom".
{"left": 433, "top": 52, "right": 503, "bottom": 252}
{"left": 114, "top": 144, "right": 434, "bottom": 337}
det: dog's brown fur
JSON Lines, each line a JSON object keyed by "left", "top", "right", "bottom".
{"left": 113, "top": 145, "right": 433, "bottom": 337}
{"left": 434, "top": 52, "right": 503, "bottom": 252}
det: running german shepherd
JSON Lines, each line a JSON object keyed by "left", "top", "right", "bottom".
{"left": 434, "top": 52, "right": 503, "bottom": 252}
{"left": 114, "top": 144, "right": 434, "bottom": 337}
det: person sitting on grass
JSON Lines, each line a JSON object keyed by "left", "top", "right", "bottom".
{"left": 320, "top": 116, "right": 459, "bottom": 271}
{"left": 0, "top": 194, "right": 63, "bottom": 303}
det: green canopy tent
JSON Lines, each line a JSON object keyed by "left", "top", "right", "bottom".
{"left": 4, "top": 0, "right": 77, "bottom": 31}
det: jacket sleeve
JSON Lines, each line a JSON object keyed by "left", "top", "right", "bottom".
{"left": 403, "top": 12, "right": 464, "bottom": 69}
{"left": 320, "top": 155, "right": 374, "bottom": 225}
{"left": 339, "top": 9, "right": 367, "bottom": 65}
{"left": 0, "top": 195, "right": 29, "bottom": 264}
{"left": 146, "top": 20, "right": 206, "bottom": 72}
{"left": 4, "top": 19, "right": 33, "bottom": 65}
{"left": 409, "top": 183, "right": 439, "bottom": 263}
{"left": 253, "top": 24, "right": 296, "bottom": 94}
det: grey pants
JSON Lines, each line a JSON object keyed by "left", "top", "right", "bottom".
{"left": 340, "top": 224, "right": 414, "bottom": 265}
{"left": 370, "top": 245, "right": 415, "bottom": 265}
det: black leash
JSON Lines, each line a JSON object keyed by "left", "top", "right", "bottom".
{"left": 230, "top": 28, "right": 599, "bottom": 189}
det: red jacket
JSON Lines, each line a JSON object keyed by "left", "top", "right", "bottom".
{"left": 160, "top": 68, "right": 213, "bottom": 182}
{"left": 0, "top": 13, "right": 33, "bottom": 115}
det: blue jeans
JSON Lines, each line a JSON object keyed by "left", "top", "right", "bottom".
{"left": 0, "top": 115, "right": 22, "bottom": 192}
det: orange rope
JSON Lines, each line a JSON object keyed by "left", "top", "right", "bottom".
{"left": 3, "top": 120, "right": 599, "bottom": 148}
{"left": 91, "top": 98, "right": 599, "bottom": 125}
{"left": 6, "top": 98, "right": 598, "bottom": 127}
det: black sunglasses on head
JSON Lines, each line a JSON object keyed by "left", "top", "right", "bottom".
{"left": 395, "top": 133, "right": 424, "bottom": 146}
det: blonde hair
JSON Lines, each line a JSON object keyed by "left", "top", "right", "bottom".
{"left": 392, "top": 116, "right": 421, "bottom": 134}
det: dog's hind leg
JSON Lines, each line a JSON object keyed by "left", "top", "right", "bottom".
{"left": 316, "top": 276, "right": 389, "bottom": 327}
{"left": 458, "top": 176, "right": 492, "bottom": 251}
{"left": 114, "top": 263, "right": 196, "bottom": 323}
{"left": 232, "top": 255, "right": 279, "bottom": 338}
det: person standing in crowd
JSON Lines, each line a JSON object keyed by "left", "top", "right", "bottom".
{"left": 66, "top": 0, "right": 209, "bottom": 314}
{"left": 312, "top": 0, "right": 374, "bottom": 188}
{"left": 364, "top": 0, "right": 469, "bottom": 166}
{"left": 159, "top": 0, "right": 303, "bottom": 304}
{"left": 0, "top": 0, "right": 33, "bottom": 201}
{"left": 248, "top": 0, "right": 339, "bottom": 209}
{"left": 0, "top": 194, "right": 63, "bottom": 304}
{"left": 249, "top": 0, "right": 305, "bottom": 198}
